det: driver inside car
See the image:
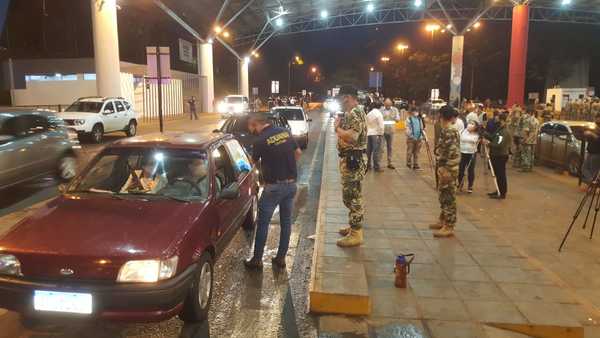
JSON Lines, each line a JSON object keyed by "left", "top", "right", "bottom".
{"left": 159, "top": 157, "right": 209, "bottom": 198}
{"left": 120, "top": 157, "right": 168, "bottom": 194}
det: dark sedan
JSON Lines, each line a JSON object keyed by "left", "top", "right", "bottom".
{"left": 0, "top": 132, "right": 259, "bottom": 324}
{"left": 536, "top": 120, "right": 594, "bottom": 176}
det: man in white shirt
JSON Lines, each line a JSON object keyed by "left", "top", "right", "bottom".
{"left": 381, "top": 98, "right": 401, "bottom": 169}
{"left": 366, "top": 101, "right": 385, "bottom": 172}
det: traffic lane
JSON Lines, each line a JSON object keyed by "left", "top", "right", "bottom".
{"left": 0, "top": 117, "right": 222, "bottom": 218}
{"left": 0, "top": 110, "right": 325, "bottom": 338}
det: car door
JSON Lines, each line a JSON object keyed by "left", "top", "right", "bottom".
{"left": 537, "top": 123, "right": 554, "bottom": 162}
{"left": 101, "top": 100, "right": 119, "bottom": 132}
{"left": 552, "top": 124, "right": 570, "bottom": 165}
{"left": 113, "top": 100, "right": 128, "bottom": 131}
{"left": 224, "top": 139, "right": 254, "bottom": 221}
{"left": 211, "top": 144, "right": 239, "bottom": 237}
{"left": 0, "top": 115, "right": 47, "bottom": 184}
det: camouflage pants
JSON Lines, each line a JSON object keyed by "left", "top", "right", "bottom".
{"left": 521, "top": 144, "right": 535, "bottom": 171}
{"left": 438, "top": 178, "right": 457, "bottom": 227}
{"left": 342, "top": 180, "right": 364, "bottom": 230}
{"left": 513, "top": 142, "right": 522, "bottom": 167}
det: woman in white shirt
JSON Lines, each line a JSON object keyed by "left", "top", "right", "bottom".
{"left": 366, "top": 100, "right": 385, "bottom": 172}
{"left": 458, "top": 122, "right": 480, "bottom": 193}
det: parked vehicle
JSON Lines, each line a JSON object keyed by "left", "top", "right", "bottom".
{"left": 217, "top": 95, "right": 250, "bottom": 118}
{"left": 393, "top": 98, "right": 409, "bottom": 110}
{"left": 429, "top": 99, "right": 447, "bottom": 111}
{"left": 60, "top": 97, "right": 138, "bottom": 144}
{"left": 216, "top": 113, "right": 291, "bottom": 154}
{"left": 536, "top": 120, "right": 593, "bottom": 176}
{"left": 0, "top": 132, "right": 259, "bottom": 324}
{"left": 0, "top": 109, "right": 78, "bottom": 189}
{"left": 271, "top": 106, "right": 311, "bottom": 149}
{"left": 324, "top": 98, "right": 341, "bottom": 118}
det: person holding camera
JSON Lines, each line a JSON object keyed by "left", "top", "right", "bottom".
{"left": 430, "top": 106, "right": 461, "bottom": 238}
{"left": 483, "top": 112, "right": 512, "bottom": 199}
{"left": 582, "top": 113, "right": 600, "bottom": 187}
{"left": 335, "top": 86, "right": 368, "bottom": 247}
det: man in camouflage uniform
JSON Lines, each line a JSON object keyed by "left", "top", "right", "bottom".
{"left": 508, "top": 105, "right": 523, "bottom": 168}
{"left": 335, "top": 85, "right": 368, "bottom": 247}
{"left": 520, "top": 106, "right": 540, "bottom": 172}
{"left": 430, "top": 106, "right": 460, "bottom": 238}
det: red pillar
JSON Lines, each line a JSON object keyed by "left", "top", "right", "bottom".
{"left": 506, "top": 4, "right": 529, "bottom": 108}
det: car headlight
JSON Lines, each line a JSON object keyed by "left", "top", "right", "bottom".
{"left": 117, "top": 256, "right": 178, "bottom": 283}
{"left": 0, "top": 254, "right": 23, "bottom": 276}
{"left": 74, "top": 119, "right": 85, "bottom": 125}
{"left": 233, "top": 105, "right": 243, "bottom": 113}
{"left": 328, "top": 102, "right": 340, "bottom": 112}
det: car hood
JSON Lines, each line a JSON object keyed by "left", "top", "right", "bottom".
{"left": 0, "top": 195, "right": 206, "bottom": 257}
{"left": 287, "top": 120, "right": 307, "bottom": 134}
{"left": 58, "top": 112, "right": 100, "bottom": 120}
{"left": 0, "top": 195, "right": 207, "bottom": 280}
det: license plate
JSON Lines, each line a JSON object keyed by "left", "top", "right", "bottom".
{"left": 34, "top": 290, "right": 92, "bottom": 314}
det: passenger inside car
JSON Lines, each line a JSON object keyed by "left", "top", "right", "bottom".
{"left": 120, "top": 156, "right": 168, "bottom": 194}
{"left": 159, "top": 157, "right": 210, "bottom": 199}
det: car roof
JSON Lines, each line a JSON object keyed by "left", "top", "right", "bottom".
{"left": 76, "top": 96, "right": 127, "bottom": 103}
{"left": 549, "top": 120, "right": 595, "bottom": 127}
{"left": 109, "top": 131, "right": 230, "bottom": 150}
{"left": 0, "top": 108, "right": 57, "bottom": 117}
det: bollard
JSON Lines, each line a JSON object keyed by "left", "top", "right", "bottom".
{"left": 394, "top": 254, "right": 415, "bottom": 288}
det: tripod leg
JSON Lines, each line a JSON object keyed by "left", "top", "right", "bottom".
{"left": 590, "top": 187, "right": 600, "bottom": 239}
{"left": 559, "top": 185, "right": 596, "bottom": 251}
{"left": 582, "top": 186, "right": 597, "bottom": 230}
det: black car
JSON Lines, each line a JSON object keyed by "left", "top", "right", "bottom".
{"left": 215, "top": 113, "right": 291, "bottom": 155}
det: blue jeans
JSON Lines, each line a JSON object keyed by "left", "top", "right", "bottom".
{"left": 252, "top": 182, "right": 297, "bottom": 260}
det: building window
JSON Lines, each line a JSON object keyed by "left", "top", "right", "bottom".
{"left": 25, "top": 74, "right": 77, "bottom": 82}
{"left": 84, "top": 73, "right": 97, "bottom": 80}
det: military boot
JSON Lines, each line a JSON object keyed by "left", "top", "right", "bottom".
{"left": 429, "top": 222, "right": 443, "bottom": 230}
{"left": 433, "top": 225, "right": 455, "bottom": 238}
{"left": 336, "top": 229, "right": 364, "bottom": 247}
{"left": 338, "top": 226, "right": 351, "bottom": 236}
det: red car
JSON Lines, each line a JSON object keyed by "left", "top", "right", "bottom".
{"left": 0, "top": 132, "right": 258, "bottom": 324}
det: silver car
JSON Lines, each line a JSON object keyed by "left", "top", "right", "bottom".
{"left": 0, "top": 109, "right": 78, "bottom": 189}
{"left": 536, "top": 120, "right": 594, "bottom": 176}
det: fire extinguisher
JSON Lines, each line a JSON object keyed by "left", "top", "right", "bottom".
{"left": 394, "top": 254, "right": 415, "bottom": 288}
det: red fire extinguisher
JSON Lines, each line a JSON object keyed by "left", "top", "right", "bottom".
{"left": 394, "top": 254, "right": 415, "bottom": 288}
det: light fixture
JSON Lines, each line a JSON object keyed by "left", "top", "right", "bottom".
{"left": 311, "top": 67, "right": 317, "bottom": 73}
{"left": 370, "top": 66, "right": 375, "bottom": 72}
{"left": 244, "top": 56, "right": 251, "bottom": 64}
{"left": 425, "top": 23, "right": 441, "bottom": 32}
{"left": 561, "top": 0, "right": 572, "bottom": 5}
{"left": 441, "top": 29, "right": 446, "bottom": 33}
{"left": 381, "top": 56, "right": 390, "bottom": 62}
{"left": 214, "top": 25, "right": 222, "bottom": 33}
{"left": 208, "top": 38, "right": 214, "bottom": 44}
{"left": 320, "top": 10, "right": 329, "bottom": 19}
{"left": 223, "top": 31, "right": 230, "bottom": 38}
{"left": 396, "top": 43, "right": 409, "bottom": 51}
{"left": 366, "top": 3, "right": 375, "bottom": 12}
{"left": 275, "top": 17, "right": 284, "bottom": 27}
{"left": 446, "top": 24, "right": 452, "bottom": 29}
{"left": 414, "top": 0, "right": 423, "bottom": 7}
{"left": 473, "top": 21, "right": 481, "bottom": 29}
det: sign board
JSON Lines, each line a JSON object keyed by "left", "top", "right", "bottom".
{"left": 252, "top": 87, "right": 259, "bottom": 96}
{"left": 302, "top": 89, "right": 307, "bottom": 96}
{"left": 368, "top": 72, "right": 383, "bottom": 89}
{"left": 588, "top": 87, "right": 596, "bottom": 97}
{"left": 146, "top": 47, "right": 171, "bottom": 84}
{"left": 430, "top": 88, "right": 440, "bottom": 100}
{"left": 271, "top": 81, "right": 280, "bottom": 94}
{"left": 528, "top": 92, "right": 539, "bottom": 100}
{"left": 332, "top": 87, "right": 340, "bottom": 97}
{"left": 178, "top": 39, "right": 194, "bottom": 64}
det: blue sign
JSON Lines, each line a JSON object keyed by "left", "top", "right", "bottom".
{"left": 369, "top": 71, "right": 383, "bottom": 88}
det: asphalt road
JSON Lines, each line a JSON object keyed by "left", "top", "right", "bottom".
{"left": 0, "top": 112, "right": 326, "bottom": 338}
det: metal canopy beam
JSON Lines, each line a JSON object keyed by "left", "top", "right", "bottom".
{"left": 152, "top": 0, "right": 204, "bottom": 42}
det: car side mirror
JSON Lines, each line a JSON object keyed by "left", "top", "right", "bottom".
{"left": 219, "top": 182, "right": 240, "bottom": 200}
{"left": 103, "top": 110, "right": 113, "bottom": 115}
{"left": 0, "top": 135, "right": 15, "bottom": 144}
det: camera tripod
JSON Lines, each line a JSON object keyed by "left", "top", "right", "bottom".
{"left": 559, "top": 170, "right": 600, "bottom": 252}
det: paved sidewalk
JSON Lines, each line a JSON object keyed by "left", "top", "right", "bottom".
{"left": 312, "top": 122, "right": 600, "bottom": 338}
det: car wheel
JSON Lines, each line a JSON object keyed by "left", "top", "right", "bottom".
{"left": 568, "top": 155, "right": 580, "bottom": 177}
{"left": 90, "top": 124, "right": 103, "bottom": 144}
{"left": 57, "top": 155, "right": 77, "bottom": 181}
{"left": 179, "top": 252, "right": 213, "bottom": 323}
{"left": 125, "top": 120, "right": 137, "bottom": 137}
{"left": 242, "top": 195, "right": 258, "bottom": 230}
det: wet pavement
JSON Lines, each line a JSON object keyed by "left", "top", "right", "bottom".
{"left": 0, "top": 112, "right": 325, "bottom": 338}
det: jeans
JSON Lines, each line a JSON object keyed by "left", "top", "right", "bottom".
{"left": 367, "top": 135, "right": 383, "bottom": 169}
{"left": 458, "top": 153, "right": 477, "bottom": 188}
{"left": 190, "top": 109, "right": 198, "bottom": 120}
{"left": 252, "top": 182, "right": 297, "bottom": 260}
{"left": 490, "top": 155, "right": 508, "bottom": 196}
{"left": 406, "top": 138, "right": 422, "bottom": 167}
{"left": 383, "top": 133, "right": 394, "bottom": 164}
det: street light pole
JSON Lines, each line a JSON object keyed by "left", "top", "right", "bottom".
{"left": 288, "top": 60, "right": 291, "bottom": 96}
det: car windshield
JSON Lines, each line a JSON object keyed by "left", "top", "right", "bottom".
{"left": 69, "top": 148, "right": 210, "bottom": 202}
{"left": 224, "top": 96, "right": 243, "bottom": 104}
{"left": 275, "top": 109, "right": 304, "bottom": 121}
{"left": 65, "top": 101, "right": 103, "bottom": 113}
